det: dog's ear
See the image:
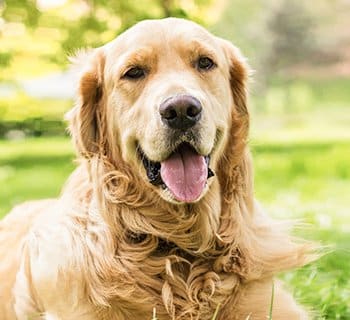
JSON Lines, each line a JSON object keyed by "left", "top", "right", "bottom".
{"left": 66, "top": 49, "right": 106, "bottom": 157}
{"left": 220, "top": 39, "right": 251, "bottom": 118}
{"left": 216, "top": 40, "right": 253, "bottom": 221}
{"left": 216, "top": 39, "right": 253, "bottom": 248}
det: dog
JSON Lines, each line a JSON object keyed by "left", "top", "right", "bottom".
{"left": 0, "top": 18, "right": 314, "bottom": 319}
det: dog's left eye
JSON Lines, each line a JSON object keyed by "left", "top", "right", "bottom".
{"left": 196, "top": 57, "right": 215, "bottom": 71}
{"left": 123, "top": 67, "right": 146, "bottom": 79}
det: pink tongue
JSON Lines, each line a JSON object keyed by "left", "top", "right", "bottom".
{"left": 160, "top": 144, "right": 207, "bottom": 202}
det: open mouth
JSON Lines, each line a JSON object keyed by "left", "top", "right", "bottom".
{"left": 139, "top": 142, "right": 214, "bottom": 203}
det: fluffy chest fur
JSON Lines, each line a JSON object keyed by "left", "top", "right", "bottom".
{"left": 44, "top": 166, "right": 246, "bottom": 320}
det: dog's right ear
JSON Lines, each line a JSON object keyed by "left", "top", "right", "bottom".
{"left": 66, "top": 49, "right": 105, "bottom": 157}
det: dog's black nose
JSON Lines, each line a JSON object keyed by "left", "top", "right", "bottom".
{"left": 159, "top": 95, "right": 202, "bottom": 130}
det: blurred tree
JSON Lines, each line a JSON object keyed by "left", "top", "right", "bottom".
{"left": 1, "top": 0, "right": 40, "bottom": 28}
{"left": 258, "top": 0, "right": 316, "bottom": 111}
{"left": 262, "top": 0, "right": 315, "bottom": 78}
{"left": 0, "top": 0, "right": 212, "bottom": 67}
{"left": 212, "top": 0, "right": 316, "bottom": 86}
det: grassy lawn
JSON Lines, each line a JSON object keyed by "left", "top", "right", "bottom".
{"left": 252, "top": 139, "right": 350, "bottom": 319}
{"left": 0, "top": 136, "right": 349, "bottom": 319}
{"left": 0, "top": 137, "right": 75, "bottom": 216}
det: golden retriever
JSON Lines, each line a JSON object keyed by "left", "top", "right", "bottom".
{"left": 0, "top": 18, "right": 314, "bottom": 319}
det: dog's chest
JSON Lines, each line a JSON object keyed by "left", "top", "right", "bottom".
{"left": 106, "top": 236, "right": 240, "bottom": 320}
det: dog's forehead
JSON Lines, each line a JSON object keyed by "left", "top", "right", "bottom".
{"left": 105, "top": 18, "right": 217, "bottom": 55}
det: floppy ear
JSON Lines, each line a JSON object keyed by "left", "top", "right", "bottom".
{"left": 66, "top": 49, "right": 106, "bottom": 157}
{"left": 216, "top": 40, "right": 252, "bottom": 210}
{"left": 221, "top": 39, "right": 251, "bottom": 118}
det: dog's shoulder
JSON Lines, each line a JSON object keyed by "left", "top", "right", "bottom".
{"left": 25, "top": 200, "right": 88, "bottom": 274}
{"left": 13, "top": 199, "right": 96, "bottom": 316}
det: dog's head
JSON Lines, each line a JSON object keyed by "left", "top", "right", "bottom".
{"left": 68, "top": 18, "right": 250, "bottom": 204}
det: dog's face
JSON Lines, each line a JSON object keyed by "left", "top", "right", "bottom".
{"left": 69, "top": 18, "right": 249, "bottom": 204}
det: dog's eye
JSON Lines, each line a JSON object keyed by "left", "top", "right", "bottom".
{"left": 196, "top": 57, "right": 215, "bottom": 71}
{"left": 123, "top": 67, "right": 145, "bottom": 79}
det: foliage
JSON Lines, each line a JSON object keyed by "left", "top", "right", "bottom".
{"left": 1, "top": 0, "right": 213, "bottom": 68}
{"left": 0, "top": 93, "right": 71, "bottom": 121}
{"left": 0, "top": 93, "right": 71, "bottom": 137}
{"left": 211, "top": 0, "right": 349, "bottom": 95}
{"left": 262, "top": 0, "right": 314, "bottom": 75}
{"left": 211, "top": 0, "right": 315, "bottom": 68}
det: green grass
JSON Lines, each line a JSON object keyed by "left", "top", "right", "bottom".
{"left": 251, "top": 139, "right": 350, "bottom": 319}
{"left": 0, "top": 137, "right": 74, "bottom": 216}
{"left": 0, "top": 136, "right": 349, "bottom": 319}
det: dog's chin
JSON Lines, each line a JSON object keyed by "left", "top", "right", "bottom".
{"left": 158, "top": 179, "right": 212, "bottom": 204}
{"left": 138, "top": 142, "right": 215, "bottom": 204}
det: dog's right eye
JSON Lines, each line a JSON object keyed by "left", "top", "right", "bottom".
{"left": 123, "top": 67, "right": 146, "bottom": 80}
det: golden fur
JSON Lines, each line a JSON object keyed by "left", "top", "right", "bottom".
{"left": 0, "top": 18, "right": 315, "bottom": 319}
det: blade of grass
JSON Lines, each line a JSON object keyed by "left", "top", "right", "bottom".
{"left": 212, "top": 302, "right": 221, "bottom": 320}
{"left": 152, "top": 307, "right": 158, "bottom": 320}
{"left": 268, "top": 281, "right": 275, "bottom": 320}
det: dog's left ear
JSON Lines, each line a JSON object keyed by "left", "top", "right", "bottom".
{"left": 66, "top": 49, "right": 106, "bottom": 157}
{"left": 216, "top": 38, "right": 251, "bottom": 170}
{"left": 220, "top": 39, "right": 251, "bottom": 118}
{"left": 216, "top": 39, "right": 253, "bottom": 221}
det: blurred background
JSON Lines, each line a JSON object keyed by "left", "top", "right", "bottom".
{"left": 0, "top": 0, "right": 349, "bottom": 318}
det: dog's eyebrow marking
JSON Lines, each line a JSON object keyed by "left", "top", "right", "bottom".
{"left": 179, "top": 40, "right": 217, "bottom": 63}
{"left": 120, "top": 47, "right": 158, "bottom": 70}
